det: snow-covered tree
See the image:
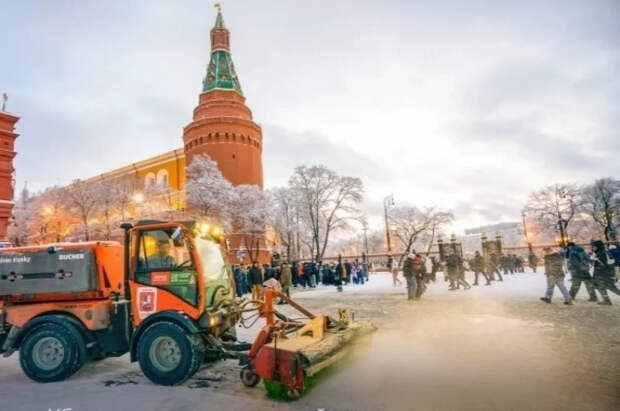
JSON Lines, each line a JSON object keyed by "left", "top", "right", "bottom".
{"left": 115, "top": 176, "right": 139, "bottom": 222}
{"left": 389, "top": 206, "right": 454, "bottom": 263}
{"left": 267, "top": 186, "right": 308, "bottom": 261}
{"left": 231, "top": 184, "right": 269, "bottom": 263}
{"left": 33, "top": 186, "right": 72, "bottom": 243}
{"left": 93, "top": 178, "right": 120, "bottom": 240}
{"left": 289, "top": 165, "right": 364, "bottom": 261}
{"left": 65, "top": 179, "right": 100, "bottom": 241}
{"left": 524, "top": 183, "right": 582, "bottom": 240}
{"left": 581, "top": 178, "right": 620, "bottom": 241}
{"left": 7, "top": 184, "right": 35, "bottom": 246}
{"left": 419, "top": 208, "right": 454, "bottom": 254}
{"left": 185, "top": 154, "right": 235, "bottom": 228}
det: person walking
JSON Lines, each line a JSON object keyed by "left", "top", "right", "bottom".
{"left": 567, "top": 242, "right": 598, "bottom": 301}
{"left": 233, "top": 265, "right": 245, "bottom": 297}
{"left": 362, "top": 259, "right": 370, "bottom": 282}
{"left": 457, "top": 254, "right": 471, "bottom": 289}
{"left": 608, "top": 244, "right": 620, "bottom": 283}
{"left": 472, "top": 251, "right": 491, "bottom": 286}
{"left": 446, "top": 253, "right": 470, "bottom": 290}
{"left": 403, "top": 253, "right": 417, "bottom": 300}
{"left": 487, "top": 253, "right": 503, "bottom": 282}
{"left": 540, "top": 247, "right": 573, "bottom": 305}
{"left": 528, "top": 253, "right": 538, "bottom": 273}
{"left": 354, "top": 259, "right": 365, "bottom": 285}
{"left": 279, "top": 262, "right": 292, "bottom": 300}
{"left": 591, "top": 240, "right": 620, "bottom": 305}
{"left": 500, "top": 254, "right": 509, "bottom": 275}
{"left": 446, "top": 253, "right": 458, "bottom": 289}
{"left": 388, "top": 254, "right": 402, "bottom": 286}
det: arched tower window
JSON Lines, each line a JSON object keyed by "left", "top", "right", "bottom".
{"left": 157, "top": 169, "right": 169, "bottom": 187}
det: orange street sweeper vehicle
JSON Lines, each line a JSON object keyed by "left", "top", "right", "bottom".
{"left": 0, "top": 220, "right": 373, "bottom": 395}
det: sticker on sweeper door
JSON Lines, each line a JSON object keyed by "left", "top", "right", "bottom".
{"left": 137, "top": 287, "right": 157, "bottom": 319}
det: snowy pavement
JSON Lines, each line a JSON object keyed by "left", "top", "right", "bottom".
{"left": 1, "top": 269, "right": 618, "bottom": 411}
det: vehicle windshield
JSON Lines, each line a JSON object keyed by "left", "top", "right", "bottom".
{"left": 194, "top": 235, "right": 227, "bottom": 283}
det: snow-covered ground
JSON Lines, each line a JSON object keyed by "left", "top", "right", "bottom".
{"left": 1, "top": 270, "right": 618, "bottom": 411}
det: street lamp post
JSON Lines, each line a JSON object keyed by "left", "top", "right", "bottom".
{"left": 362, "top": 220, "right": 369, "bottom": 262}
{"left": 521, "top": 210, "right": 534, "bottom": 256}
{"left": 383, "top": 195, "right": 394, "bottom": 253}
{"left": 557, "top": 217, "right": 568, "bottom": 249}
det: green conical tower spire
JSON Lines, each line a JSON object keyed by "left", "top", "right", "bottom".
{"left": 202, "top": 4, "right": 242, "bottom": 94}
{"left": 214, "top": 8, "right": 225, "bottom": 28}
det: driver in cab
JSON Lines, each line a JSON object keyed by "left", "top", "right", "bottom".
{"left": 149, "top": 240, "right": 176, "bottom": 270}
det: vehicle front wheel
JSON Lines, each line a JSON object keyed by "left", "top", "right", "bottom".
{"left": 19, "top": 323, "right": 81, "bottom": 383}
{"left": 240, "top": 367, "right": 260, "bottom": 387}
{"left": 137, "top": 321, "right": 204, "bottom": 386}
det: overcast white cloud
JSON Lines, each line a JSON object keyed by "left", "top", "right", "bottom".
{"left": 2, "top": 0, "right": 618, "bottom": 233}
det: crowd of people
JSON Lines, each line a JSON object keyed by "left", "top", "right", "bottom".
{"left": 393, "top": 249, "right": 526, "bottom": 301}
{"left": 541, "top": 240, "right": 620, "bottom": 306}
{"left": 231, "top": 258, "right": 371, "bottom": 301}
{"left": 231, "top": 240, "right": 620, "bottom": 306}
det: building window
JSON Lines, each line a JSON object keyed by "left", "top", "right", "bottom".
{"left": 157, "top": 169, "right": 169, "bottom": 187}
{"left": 145, "top": 172, "right": 156, "bottom": 187}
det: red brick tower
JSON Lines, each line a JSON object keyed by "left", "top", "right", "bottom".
{"left": 0, "top": 100, "right": 19, "bottom": 241}
{"left": 183, "top": 8, "right": 267, "bottom": 263}
{"left": 183, "top": 8, "right": 264, "bottom": 188}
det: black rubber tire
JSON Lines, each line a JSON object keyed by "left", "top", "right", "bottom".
{"left": 61, "top": 322, "right": 87, "bottom": 375}
{"left": 187, "top": 333, "right": 206, "bottom": 375}
{"left": 19, "top": 323, "right": 81, "bottom": 383}
{"left": 137, "top": 321, "right": 204, "bottom": 386}
{"left": 240, "top": 367, "right": 260, "bottom": 387}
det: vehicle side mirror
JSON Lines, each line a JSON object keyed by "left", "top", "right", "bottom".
{"left": 172, "top": 227, "right": 184, "bottom": 247}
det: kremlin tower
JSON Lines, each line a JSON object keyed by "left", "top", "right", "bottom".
{"left": 0, "top": 98, "right": 19, "bottom": 242}
{"left": 183, "top": 7, "right": 264, "bottom": 188}
{"left": 183, "top": 7, "right": 267, "bottom": 262}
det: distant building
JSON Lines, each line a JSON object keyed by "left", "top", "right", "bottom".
{"left": 464, "top": 222, "right": 524, "bottom": 246}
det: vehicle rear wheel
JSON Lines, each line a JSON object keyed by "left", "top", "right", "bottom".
{"left": 19, "top": 323, "right": 80, "bottom": 383}
{"left": 137, "top": 321, "right": 204, "bottom": 386}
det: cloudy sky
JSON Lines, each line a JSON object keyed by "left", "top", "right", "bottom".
{"left": 2, "top": 0, "right": 619, "bottom": 233}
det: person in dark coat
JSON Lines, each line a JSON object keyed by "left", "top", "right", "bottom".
{"left": 335, "top": 261, "right": 344, "bottom": 292}
{"left": 472, "top": 251, "right": 491, "bottom": 286}
{"left": 402, "top": 254, "right": 417, "bottom": 300}
{"left": 487, "top": 253, "right": 503, "bottom": 281}
{"left": 249, "top": 262, "right": 263, "bottom": 301}
{"left": 591, "top": 240, "right": 620, "bottom": 305}
{"left": 500, "top": 254, "right": 509, "bottom": 275}
{"left": 540, "top": 247, "right": 572, "bottom": 304}
{"left": 412, "top": 253, "right": 426, "bottom": 298}
{"left": 263, "top": 264, "right": 274, "bottom": 281}
{"left": 567, "top": 242, "right": 598, "bottom": 301}
{"left": 344, "top": 260, "right": 352, "bottom": 285}
{"left": 516, "top": 255, "right": 525, "bottom": 272}
{"left": 290, "top": 261, "right": 298, "bottom": 287}
{"left": 446, "top": 253, "right": 470, "bottom": 290}
{"left": 321, "top": 263, "right": 334, "bottom": 285}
